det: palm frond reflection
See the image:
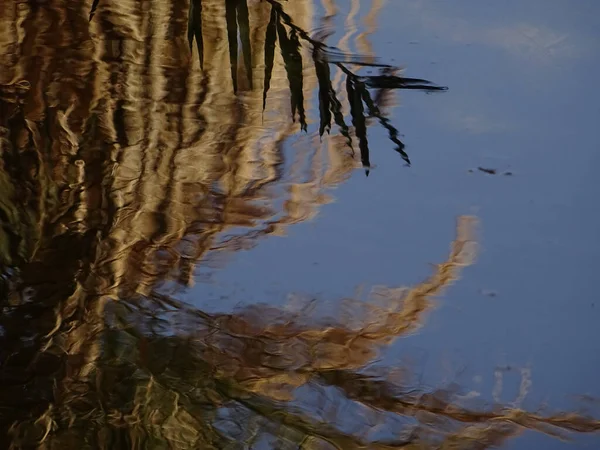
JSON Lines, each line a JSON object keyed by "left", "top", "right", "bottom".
{"left": 186, "top": 0, "right": 446, "bottom": 170}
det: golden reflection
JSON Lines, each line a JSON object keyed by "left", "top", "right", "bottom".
{"left": 0, "top": 0, "right": 598, "bottom": 449}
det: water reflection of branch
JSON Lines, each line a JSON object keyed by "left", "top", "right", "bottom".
{"left": 188, "top": 0, "right": 204, "bottom": 68}
{"left": 277, "top": 17, "right": 307, "bottom": 130}
{"left": 362, "top": 81, "right": 410, "bottom": 165}
{"left": 89, "top": 0, "right": 100, "bottom": 22}
{"left": 186, "top": 0, "right": 446, "bottom": 170}
{"left": 5, "top": 216, "right": 600, "bottom": 448}
{"left": 262, "top": 0, "right": 446, "bottom": 171}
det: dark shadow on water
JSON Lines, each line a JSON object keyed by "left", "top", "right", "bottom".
{"left": 0, "top": 0, "right": 598, "bottom": 448}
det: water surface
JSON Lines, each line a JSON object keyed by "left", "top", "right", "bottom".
{"left": 0, "top": 0, "right": 599, "bottom": 448}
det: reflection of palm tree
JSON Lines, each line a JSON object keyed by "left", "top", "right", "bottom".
{"left": 0, "top": 1, "right": 599, "bottom": 448}
{"left": 5, "top": 217, "right": 599, "bottom": 448}
{"left": 187, "top": 0, "right": 445, "bottom": 172}
{"left": 0, "top": 0, "right": 442, "bottom": 297}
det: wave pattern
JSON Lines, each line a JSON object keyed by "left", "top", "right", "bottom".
{"left": 0, "top": 1, "right": 598, "bottom": 449}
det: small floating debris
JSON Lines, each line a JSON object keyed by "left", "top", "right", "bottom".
{"left": 480, "top": 289, "right": 498, "bottom": 298}
{"left": 468, "top": 167, "right": 514, "bottom": 176}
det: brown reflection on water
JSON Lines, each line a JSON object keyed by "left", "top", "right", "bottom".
{"left": 0, "top": 0, "right": 598, "bottom": 448}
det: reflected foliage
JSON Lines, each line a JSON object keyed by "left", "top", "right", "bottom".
{"left": 276, "top": 16, "right": 306, "bottom": 131}
{"left": 259, "top": 0, "right": 446, "bottom": 171}
{"left": 2, "top": 215, "right": 598, "bottom": 448}
{"left": 89, "top": 0, "right": 100, "bottom": 22}
{"left": 185, "top": 0, "right": 445, "bottom": 169}
{"left": 0, "top": 0, "right": 599, "bottom": 449}
{"left": 188, "top": 0, "right": 204, "bottom": 69}
{"left": 224, "top": 0, "right": 253, "bottom": 92}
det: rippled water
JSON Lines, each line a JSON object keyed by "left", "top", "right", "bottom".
{"left": 1, "top": 0, "right": 599, "bottom": 448}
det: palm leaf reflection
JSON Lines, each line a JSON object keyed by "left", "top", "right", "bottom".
{"left": 188, "top": 0, "right": 204, "bottom": 68}
{"left": 277, "top": 20, "right": 307, "bottom": 131}
{"left": 268, "top": 0, "right": 443, "bottom": 171}
{"left": 263, "top": 6, "right": 278, "bottom": 111}
{"left": 188, "top": 0, "right": 446, "bottom": 171}
{"left": 224, "top": 0, "right": 253, "bottom": 92}
{"left": 89, "top": 0, "right": 100, "bottom": 22}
